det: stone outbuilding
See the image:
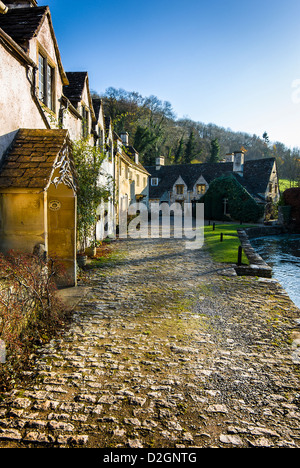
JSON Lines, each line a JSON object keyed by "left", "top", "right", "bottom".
{"left": 0, "top": 128, "right": 78, "bottom": 286}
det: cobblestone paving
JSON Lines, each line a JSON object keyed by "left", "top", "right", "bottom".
{"left": 0, "top": 236, "right": 300, "bottom": 448}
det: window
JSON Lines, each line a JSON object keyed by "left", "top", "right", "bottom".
{"left": 269, "top": 183, "right": 273, "bottom": 193}
{"left": 38, "top": 53, "right": 54, "bottom": 111}
{"left": 197, "top": 184, "right": 206, "bottom": 195}
{"left": 97, "top": 127, "right": 104, "bottom": 148}
{"left": 82, "top": 106, "right": 89, "bottom": 138}
{"left": 136, "top": 174, "right": 140, "bottom": 187}
{"left": 151, "top": 178, "right": 158, "bottom": 186}
{"left": 176, "top": 184, "right": 184, "bottom": 195}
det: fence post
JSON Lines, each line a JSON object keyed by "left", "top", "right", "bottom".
{"left": 237, "top": 246, "right": 243, "bottom": 265}
{"left": 220, "top": 233, "right": 223, "bottom": 242}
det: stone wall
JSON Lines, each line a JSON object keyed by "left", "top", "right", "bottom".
{"left": 234, "top": 226, "right": 286, "bottom": 278}
{"left": 283, "top": 188, "right": 300, "bottom": 229}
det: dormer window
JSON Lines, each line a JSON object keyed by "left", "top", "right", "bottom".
{"left": 196, "top": 184, "right": 206, "bottom": 195}
{"left": 38, "top": 53, "right": 55, "bottom": 111}
{"left": 151, "top": 178, "right": 158, "bottom": 186}
{"left": 176, "top": 184, "right": 184, "bottom": 195}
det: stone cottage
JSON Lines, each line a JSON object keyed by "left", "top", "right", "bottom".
{"left": 0, "top": 1, "right": 69, "bottom": 153}
{"left": 114, "top": 132, "right": 149, "bottom": 221}
{"left": 93, "top": 101, "right": 115, "bottom": 240}
{"left": 0, "top": 0, "right": 149, "bottom": 265}
{"left": 62, "top": 72, "right": 116, "bottom": 241}
{"left": 145, "top": 151, "right": 280, "bottom": 220}
{"left": 0, "top": 0, "right": 78, "bottom": 285}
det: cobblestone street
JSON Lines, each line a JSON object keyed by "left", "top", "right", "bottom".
{"left": 0, "top": 236, "right": 300, "bottom": 448}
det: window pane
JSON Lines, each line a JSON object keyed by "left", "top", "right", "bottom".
{"left": 47, "top": 64, "right": 54, "bottom": 110}
{"left": 47, "top": 64, "right": 53, "bottom": 110}
{"left": 38, "top": 54, "right": 45, "bottom": 102}
{"left": 197, "top": 184, "right": 206, "bottom": 194}
{"left": 82, "top": 108, "right": 89, "bottom": 137}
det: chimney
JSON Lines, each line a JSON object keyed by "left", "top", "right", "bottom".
{"left": 134, "top": 152, "right": 139, "bottom": 165}
{"left": 0, "top": 1, "right": 8, "bottom": 13}
{"left": 120, "top": 132, "right": 129, "bottom": 147}
{"left": 233, "top": 151, "right": 244, "bottom": 176}
{"left": 156, "top": 156, "right": 165, "bottom": 170}
{"left": 4, "top": 0, "right": 37, "bottom": 7}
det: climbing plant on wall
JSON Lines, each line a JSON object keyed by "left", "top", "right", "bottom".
{"left": 72, "top": 139, "right": 111, "bottom": 251}
{"left": 202, "top": 175, "right": 264, "bottom": 222}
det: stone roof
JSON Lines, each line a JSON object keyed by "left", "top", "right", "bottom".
{"left": 243, "top": 157, "right": 276, "bottom": 196}
{"left": 63, "top": 72, "right": 88, "bottom": 106}
{"left": 145, "top": 162, "right": 233, "bottom": 199}
{"left": 145, "top": 158, "right": 276, "bottom": 201}
{"left": 92, "top": 98, "right": 102, "bottom": 122}
{"left": 0, "top": 5, "right": 68, "bottom": 85}
{"left": 0, "top": 129, "right": 75, "bottom": 189}
{"left": 5, "top": 0, "right": 38, "bottom": 6}
{"left": 0, "top": 6, "right": 47, "bottom": 47}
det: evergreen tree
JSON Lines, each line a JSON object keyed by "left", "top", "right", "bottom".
{"left": 174, "top": 136, "right": 185, "bottom": 164}
{"left": 184, "top": 131, "right": 196, "bottom": 164}
{"left": 208, "top": 138, "right": 220, "bottom": 163}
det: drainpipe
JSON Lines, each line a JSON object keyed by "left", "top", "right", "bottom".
{"left": 0, "top": 1, "right": 8, "bottom": 14}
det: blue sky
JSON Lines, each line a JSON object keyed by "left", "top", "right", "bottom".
{"left": 41, "top": 0, "right": 300, "bottom": 148}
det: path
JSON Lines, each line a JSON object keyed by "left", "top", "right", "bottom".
{"left": 0, "top": 236, "right": 300, "bottom": 448}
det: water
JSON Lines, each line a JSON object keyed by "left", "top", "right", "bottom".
{"left": 251, "top": 234, "right": 300, "bottom": 308}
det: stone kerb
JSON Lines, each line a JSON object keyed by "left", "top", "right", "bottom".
{"left": 234, "top": 227, "right": 278, "bottom": 278}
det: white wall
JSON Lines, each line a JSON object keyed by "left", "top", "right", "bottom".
{"left": 0, "top": 45, "right": 46, "bottom": 159}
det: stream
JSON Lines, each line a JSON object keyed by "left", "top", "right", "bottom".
{"left": 251, "top": 234, "right": 300, "bottom": 308}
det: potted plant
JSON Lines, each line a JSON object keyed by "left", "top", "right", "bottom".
{"left": 76, "top": 250, "right": 87, "bottom": 267}
{"left": 85, "top": 242, "right": 97, "bottom": 258}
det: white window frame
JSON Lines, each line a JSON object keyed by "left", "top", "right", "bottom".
{"left": 38, "top": 52, "right": 55, "bottom": 111}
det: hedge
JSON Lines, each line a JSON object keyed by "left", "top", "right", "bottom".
{"left": 202, "top": 175, "right": 264, "bottom": 223}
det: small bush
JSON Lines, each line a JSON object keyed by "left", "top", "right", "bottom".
{"left": 0, "top": 251, "right": 70, "bottom": 391}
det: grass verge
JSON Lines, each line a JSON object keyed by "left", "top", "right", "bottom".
{"left": 204, "top": 223, "right": 255, "bottom": 264}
